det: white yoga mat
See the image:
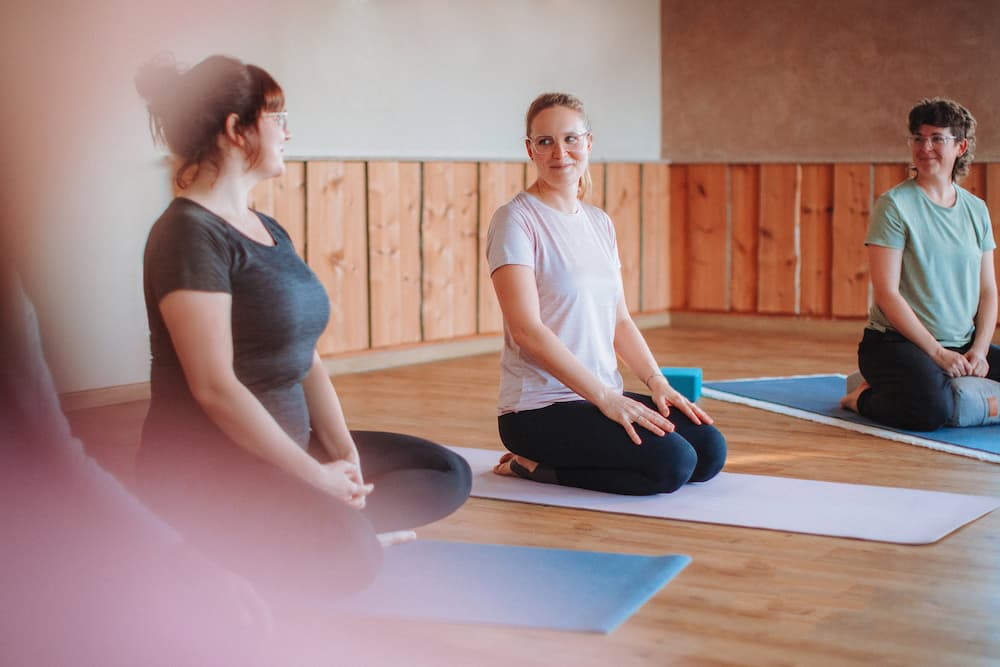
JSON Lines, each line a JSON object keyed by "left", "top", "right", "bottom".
{"left": 449, "top": 446, "right": 999, "bottom": 545}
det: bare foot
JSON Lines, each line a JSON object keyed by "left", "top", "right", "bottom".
{"left": 492, "top": 452, "right": 538, "bottom": 477}
{"left": 377, "top": 530, "right": 417, "bottom": 548}
{"left": 839, "top": 381, "right": 869, "bottom": 413}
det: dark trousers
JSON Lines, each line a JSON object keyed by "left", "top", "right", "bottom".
{"left": 136, "top": 430, "right": 471, "bottom": 600}
{"left": 498, "top": 392, "right": 727, "bottom": 496}
{"left": 857, "top": 328, "right": 1000, "bottom": 431}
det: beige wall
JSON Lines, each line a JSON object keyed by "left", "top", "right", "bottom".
{"left": 661, "top": 0, "right": 1000, "bottom": 162}
{"left": 0, "top": 0, "right": 660, "bottom": 394}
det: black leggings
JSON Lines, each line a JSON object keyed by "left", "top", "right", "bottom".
{"left": 136, "top": 430, "right": 471, "bottom": 600}
{"left": 498, "top": 392, "right": 727, "bottom": 495}
{"left": 857, "top": 328, "right": 1000, "bottom": 430}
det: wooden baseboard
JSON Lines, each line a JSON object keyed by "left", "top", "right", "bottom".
{"left": 668, "top": 311, "right": 865, "bottom": 338}
{"left": 60, "top": 382, "right": 151, "bottom": 412}
{"left": 632, "top": 312, "right": 672, "bottom": 329}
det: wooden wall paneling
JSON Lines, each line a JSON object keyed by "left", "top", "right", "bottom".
{"left": 757, "top": 164, "right": 799, "bottom": 314}
{"left": 729, "top": 164, "right": 759, "bottom": 313}
{"left": 966, "top": 162, "right": 986, "bottom": 197}
{"left": 585, "top": 163, "right": 605, "bottom": 209}
{"left": 798, "top": 165, "right": 833, "bottom": 317}
{"left": 964, "top": 163, "right": 987, "bottom": 199}
{"left": 870, "top": 162, "right": 908, "bottom": 315}
{"left": 987, "top": 163, "right": 1000, "bottom": 323}
{"left": 367, "top": 161, "right": 422, "bottom": 348}
{"left": 272, "top": 162, "right": 307, "bottom": 257}
{"left": 873, "top": 163, "right": 909, "bottom": 198}
{"left": 669, "top": 165, "right": 690, "bottom": 310}
{"left": 831, "top": 163, "right": 872, "bottom": 318}
{"left": 250, "top": 164, "right": 306, "bottom": 256}
{"left": 686, "top": 164, "right": 728, "bottom": 311}
{"left": 605, "top": 163, "right": 643, "bottom": 310}
{"left": 421, "top": 162, "right": 479, "bottom": 341}
{"left": 478, "top": 162, "right": 525, "bottom": 334}
{"left": 306, "top": 161, "right": 369, "bottom": 355}
{"left": 640, "top": 163, "right": 671, "bottom": 312}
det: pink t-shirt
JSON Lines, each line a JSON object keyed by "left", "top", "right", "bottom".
{"left": 486, "top": 192, "right": 624, "bottom": 414}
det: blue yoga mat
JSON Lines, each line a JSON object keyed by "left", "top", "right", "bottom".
{"left": 332, "top": 540, "right": 690, "bottom": 633}
{"left": 704, "top": 374, "right": 1000, "bottom": 461}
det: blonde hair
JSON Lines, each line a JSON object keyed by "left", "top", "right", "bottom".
{"left": 525, "top": 92, "right": 592, "bottom": 200}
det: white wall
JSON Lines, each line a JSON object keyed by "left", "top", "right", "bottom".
{"left": 1, "top": 0, "right": 660, "bottom": 393}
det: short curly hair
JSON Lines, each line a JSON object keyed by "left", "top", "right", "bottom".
{"left": 907, "top": 97, "right": 976, "bottom": 181}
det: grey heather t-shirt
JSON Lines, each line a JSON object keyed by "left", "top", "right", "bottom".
{"left": 142, "top": 197, "right": 330, "bottom": 450}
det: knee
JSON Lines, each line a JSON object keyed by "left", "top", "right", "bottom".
{"left": 441, "top": 447, "right": 473, "bottom": 492}
{"left": 418, "top": 446, "right": 473, "bottom": 508}
{"left": 435, "top": 452, "right": 473, "bottom": 514}
{"left": 648, "top": 441, "right": 698, "bottom": 494}
{"left": 688, "top": 427, "right": 727, "bottom": 483}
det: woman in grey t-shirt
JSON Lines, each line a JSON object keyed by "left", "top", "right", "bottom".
{"left": 135, "top": 54, "right": 469, "bottom": 599}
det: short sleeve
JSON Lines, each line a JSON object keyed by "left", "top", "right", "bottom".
{"left": 865, "top": 193, "right": 906, "bottom": 249}
{"left": 486, "top": 203, "right": 534, "bottom": 274}
{"left": 975, "top": 201, "right": 996, "bottom": 253}
{"left": 144, "top": 210, "right": 232, "bottom": 304}
{"left": 597, "top": 208, "right": 622, "bottom": 270}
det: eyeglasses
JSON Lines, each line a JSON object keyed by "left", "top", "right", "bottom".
{"left": 263, "top": 111, "right": 288, "bottom": 132}
{"left": 907, "top": 134, "right": 959, "bottom": 148}
{"left": 527, "top": 131, "right": 591, "bottom": 155}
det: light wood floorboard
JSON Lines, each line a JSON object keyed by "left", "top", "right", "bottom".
{"left": 68, "top": 326, "right": 1000, "bottom": 666}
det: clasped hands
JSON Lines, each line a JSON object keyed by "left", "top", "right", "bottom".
{"left": 934, "top": 347, "right": 989, "bottom": 378}
{"left": 315, "top": 458, "right": 373, "bottom": 508}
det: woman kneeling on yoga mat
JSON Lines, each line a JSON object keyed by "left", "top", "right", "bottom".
{"left": 486, "top": 93, "right": 726, "bottom": 495}
{"left": 840, "top": 98, "right": 1000, "bottom": 431}
{"left": 134, "top": 54, "right": 470, "bottom": 600}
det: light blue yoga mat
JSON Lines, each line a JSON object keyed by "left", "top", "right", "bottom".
{"left": 704, "top": 374, "right": 1000, "bottom": 462}
{"left": 333, "top": 540, "right": 690, "bottom": 633}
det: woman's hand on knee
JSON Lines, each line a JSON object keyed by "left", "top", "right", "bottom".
{"left": 653, "top": 386, "right": 714, "bottom": 426}
{"left": 597, "top": 391, "right": 675, "bottom": 445}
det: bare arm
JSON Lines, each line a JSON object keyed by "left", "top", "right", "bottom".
{"left": 612, "top": 299, "right": 712, "bottom": 425}
{"left": 868, "top": 244, "right": 972, "bottom": 377}
{"left": 492, "top": 264, "right": 673, "bottom": 444}
{"left": 966, "top": 250, "right": 998, "bottom": 376}
{"left": 301, "top": 351, "right": 360, "bottom": 464}
{"left": 159, "top": 290, "right": 370, "bottom": 504}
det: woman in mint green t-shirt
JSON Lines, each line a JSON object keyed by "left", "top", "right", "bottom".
{"left": 840, "top": 98, "right": 999, "bottom": 430}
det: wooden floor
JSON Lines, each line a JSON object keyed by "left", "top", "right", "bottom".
{"left": 69, "top": 324, "right": 1000, "bottom": 667}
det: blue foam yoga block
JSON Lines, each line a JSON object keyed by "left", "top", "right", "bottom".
{"left": 660, "top": 367, "right": 702, "bottom": 402}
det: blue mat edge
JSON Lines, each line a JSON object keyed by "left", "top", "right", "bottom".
{"left": 330, "top": 540, "right": 692, "bottom": 634}
{"left": 704, "top": 374, "right": 1000, "bottom": 456}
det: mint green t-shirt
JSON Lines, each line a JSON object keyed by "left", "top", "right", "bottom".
{"left": 866, "top": 179, "right": 995, "bottom": 348}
